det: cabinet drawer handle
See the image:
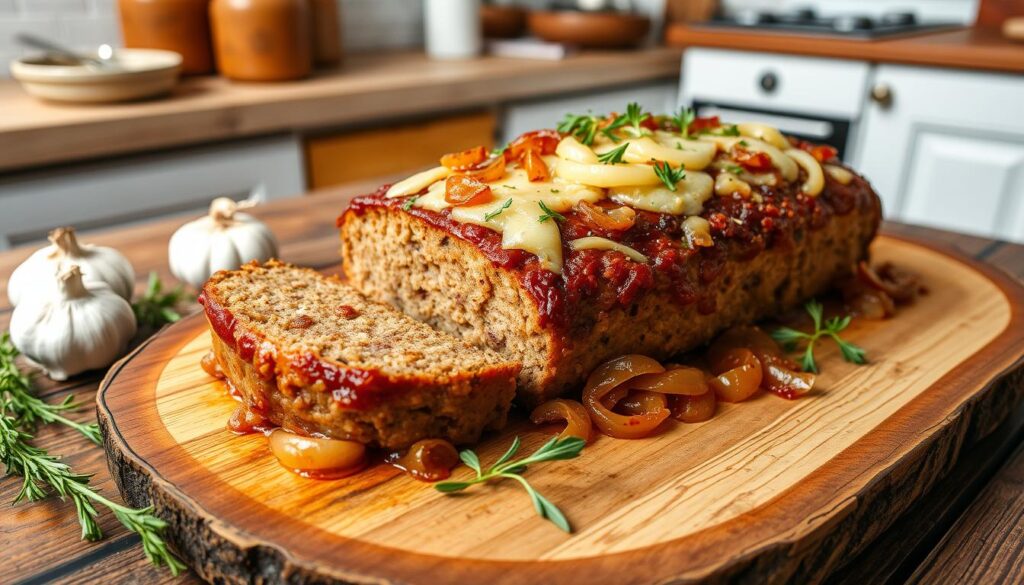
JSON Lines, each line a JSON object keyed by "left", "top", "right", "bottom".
{"left": 871, "top": 83, "right": 894, "bottom": 109}
{"left": 759, "top": 72, "right": 778, "bottom": 94}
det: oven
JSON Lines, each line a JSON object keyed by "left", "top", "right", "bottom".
{"left": 678, "top": 48, "right": 872, "bottom": 162}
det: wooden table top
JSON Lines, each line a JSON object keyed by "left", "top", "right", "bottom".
{"left": 666, "top": 25, "right": 1024, "bottom": 74}
{"left": 0, "top": 48, "right": 681, "bottom": 174}
{"left": 2, "top": 183, "right": 1023, "bottom": 584}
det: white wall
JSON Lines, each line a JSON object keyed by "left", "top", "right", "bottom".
{"left": 719, "top": 0, "right": 979, "bottom": 23}
{"left": 0, "top": 0, "right": 424, "bottom": 77}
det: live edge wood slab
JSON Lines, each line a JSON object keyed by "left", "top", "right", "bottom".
{"left": 96, "top": 234, "right": 1024, "bottom": 585}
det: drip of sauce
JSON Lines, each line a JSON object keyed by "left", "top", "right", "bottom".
{"left": 386, "top": 439, "right": 460, "bottom": 482}
{"left": 200, "top": 351, "right": 224, "bottom": 379}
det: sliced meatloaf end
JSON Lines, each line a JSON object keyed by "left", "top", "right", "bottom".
{"left": 338, "top": 175, "right": 881, "bottom": 408}
{"left": 199, "top": 260, "right": 519, "bottom": 449}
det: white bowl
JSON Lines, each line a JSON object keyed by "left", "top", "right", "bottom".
{"left": 10, "top": 49, "right": 183, "bottom": 104}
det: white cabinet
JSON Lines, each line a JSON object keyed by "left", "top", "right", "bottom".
{"left": 500, "top": 81, "right": 679, "bottom": 144}
{"left": 0, "top": 135, "right": 305, "bottom": 249}
{"left": 855, "top": 65, "right": 1024, "bottom": 243}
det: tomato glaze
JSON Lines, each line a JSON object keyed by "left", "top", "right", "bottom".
{"left": 198, "top": 291, "right": 410, "bottom": 410}
{"left": 342, "top": 163, "right": 877, "bottom": 330}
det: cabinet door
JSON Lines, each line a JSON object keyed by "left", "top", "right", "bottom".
{"left": 856, "top": 65, "right": 1024, "bottom": 242}
{"left": 305, "top": 111, "right": 496, "bottom": 189}
{"left": 0, "top": 136, "right": 304, "bottom": 249}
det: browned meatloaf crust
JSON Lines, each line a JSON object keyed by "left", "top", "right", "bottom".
{"left": 199, "top": 260, "right": 519, "bottom": 449}
{"left": 338, "top": 166, "right": 881, "bottom": 409}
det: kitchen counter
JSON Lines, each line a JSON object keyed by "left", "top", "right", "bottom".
{"left": 1, "top": 179, "right": 1023, "bottom": 584}
{"left": 666, "top": 25, "right": 1024, "bottom": 74}
{"left": 0, "top": 48, "right": 682, "bottom": 173}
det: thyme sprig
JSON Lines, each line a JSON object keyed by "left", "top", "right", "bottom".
{"left": 0, "top": 336, "right": 185, "bottom": 574}
{"left": 653, "top": 161, "right": 687, "bottom": 191}
{"left": 435, "top": 435, "right": 586, "bottom": 532}
{"left": 537, "top": 201, "right": 566, "bottom": 223}
{"left": 484, "top": 199, "right": 513, "bottom": 222}
{"left": 772, "top": 300, "right": 867, "bottom": 373}
{"left": 132, "top": 272, "right": 185, "bottom": 329}
{"left": 0, "top": 334, "right": 100, "bottom": 444}
{"left": 672, "top": 107, "right": 697, "bottom": 137}
{"left": 597, "top": 143, "right": 629, "bottom": 165}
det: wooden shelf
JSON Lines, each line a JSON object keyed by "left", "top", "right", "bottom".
{"left": 0, "top": 48, "right": 682, "bottom": 173}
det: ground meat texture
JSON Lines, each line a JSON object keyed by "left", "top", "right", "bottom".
{"left": 200, "top": 260, "right": 519, "bottom": 449}
{"left": 339, "top": 168, "right": 881, "bottom": 408}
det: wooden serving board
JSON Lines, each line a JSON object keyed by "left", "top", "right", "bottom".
{"left": 97, "top": 235, "right": 1024, "bottom": 585}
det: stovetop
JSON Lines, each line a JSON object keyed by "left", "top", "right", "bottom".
{"left": 697, "top": 9, "right": 962, "bottom": 40}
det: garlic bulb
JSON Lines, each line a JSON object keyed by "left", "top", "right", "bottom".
{"left": 168, "top": 197, "right": 278, "bottom": 289}
{"left": 7, "top": 227, "right": 135, "bottom": 307}
{"left": 10, "top": 265, "right": 137, "bottom": 381}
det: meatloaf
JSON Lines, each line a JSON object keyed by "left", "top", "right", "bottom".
{"left": 199, "top": 260, "right": 519, "bottom": 449}
{"left": 338, "top": 112, "right": 882, "bottom": 407}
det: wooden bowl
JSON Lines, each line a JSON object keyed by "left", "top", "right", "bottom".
{"left": 527, "top": 10, "right": 650, "bottom": 48}
{"left": 482, "top": 4, "right": 527, "bottom": 38}
{"left": 10, "top": 49, "right": 182, "bottom": 104}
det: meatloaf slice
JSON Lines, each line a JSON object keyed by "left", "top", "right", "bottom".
{"left": 199, "top": 260, "right": 519, "bottom": 449}
{"left": 339, "top": 176, "right": 880, "bottom": 409}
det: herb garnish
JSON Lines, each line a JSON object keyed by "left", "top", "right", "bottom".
{"left": 724, "top": 164, "right": 744, "bottom": 174}
{"left": 771, "top": 300, "right": 867, "bottom": 373}
{"left": 490, "top": 144, "right": 509, "bottom": 157}
{"left": 672, "top": 107, "right": 697, "bottom": 137}
{"left": 537, "top": 201, "right": 566, "bottom": 223}
{"left": 550, "top": 188, "right": 560, "bottom": 193}
{"left": 435, "top": 435, "right": 585, "bottom": 532}
{"left": 557, "top": 113, "right": 601, "bottom": 146}
{"left": 0, "top": 334, "right": 185, "bottom": 574}
{"left": 502, "top": 184, "right": 517, "bottom": 190}
{"left": 0, "top": 335, "right": 101, "bottom": 444}
{"left": 597, "top": 143, "right": 629, "bottom": 165}
{"left": 401, "top": 196, "right": 419, "bottom": 211}
{"left": 615, "top": 102, "right": 649, "bottom": 138}
{"left": 132, "top": 272, "right": 185, "bottom": 329}
{"left": 653, "top": 161, "right": 687, "bottom": 191}
{"left": 484, "top": 199, "right": 513, "bottom": 222}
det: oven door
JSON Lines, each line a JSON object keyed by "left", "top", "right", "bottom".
{"left": 689, "top": 101, "right": 852, "bottom": 159}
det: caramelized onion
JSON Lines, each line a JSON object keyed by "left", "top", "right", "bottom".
{"left": 523, "top": 149, "right": 551, "bottom": 182}
{"left": 440, "top": 145, "right": 487, "bottom": 170}
{"left": 268, "top": 429, "right": 366, "bottom": 479}
{"left": 857, "top": 261, "right": 918, "bottom": 303}
{"left": 506, "top": 129, "right": 560, "bottom": 161}
{"left": 583, "top": 354, "right": 669, "bottom": 439}
{"left": 761, "top": 357, "right": 815, "bottom": 400}
{"left": 575, "top": 200, "right": 636, "bottom": 232}
{"left": 464, "top": 155, "right": 506, "bottom": 183}
{"left": 445, "top": 175, "right": 493, "bottom": 206}
{"left": 671, "top": 390, "right": 717, "bottom": 423}
{"left": 616, "top": 390, "right": 668, "bottom": 416}
{"left": 630, "top": 365, "right": 708, "bottom": 396}
{"left": 708, "top": 349, "right": 762, "bottom": 402}
{"left": 530, "top": 399, "right": 593, "bottom": 443}
{"left": 390, "top": 439, "right": 459, "bottom": 482}
{"left": 708, "top": 326, "right": 814, "bottom": 399}
{"left": 733, "top": 148, "right": 773, "bottom": 172}
{"left": 227, "top": 403, "right": 270, "bottom": 434}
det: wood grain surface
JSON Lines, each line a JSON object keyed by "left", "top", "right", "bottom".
{"left": 94, "top": 235, "right": 1024, "bottom": 584}
{"left": 665, "top": 25, "right": 1024, "bottom": 74}
{"left": 0, "top": 49, "right": 681, "bottom": 173}
{"left": 2, "top": 184, "right": 1023, "bottom": 584}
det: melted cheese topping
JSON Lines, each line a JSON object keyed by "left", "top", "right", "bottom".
{"left": 569, "top": 237, "right": 648, "bottom": 263}
{"left": 392, "top": 119, "right": 830, "bottom": 274}
{"left": 608, "top": 171, "right": 713, "bottom": 215}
